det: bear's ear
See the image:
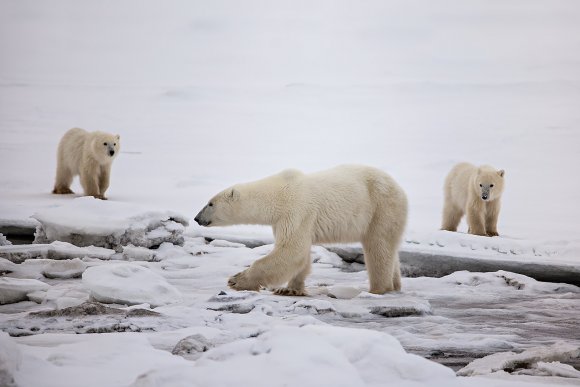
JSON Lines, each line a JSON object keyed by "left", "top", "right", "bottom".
{"left": 115, "top": 134, "right": 120, "bottom": 140}
{"left": 228, "top": 188, "right": 240, "bottom": 201}
{"left": 498, "top": 169, "right": 505, "bottom": 177}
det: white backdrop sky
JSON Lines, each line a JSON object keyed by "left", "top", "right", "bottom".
{"left": 1, "top": 1, "right": 579, "bottom": 240}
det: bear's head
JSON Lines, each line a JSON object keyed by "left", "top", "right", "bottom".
{"left": 474, "top": 167, "right": 505, "bottom": 202}
{"left": 91, "top": 131, "right": 120, "bottom": 164}
{"left": 194, "top": 186, "right": 242, "bottom": 227}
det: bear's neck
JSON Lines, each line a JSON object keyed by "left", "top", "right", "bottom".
{"left": 238, "top": 180, "right": 285, "bottom": 226}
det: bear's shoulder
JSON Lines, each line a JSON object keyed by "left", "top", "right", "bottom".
{"left": 278, "top": 169, "right": 304, "bottom": 180}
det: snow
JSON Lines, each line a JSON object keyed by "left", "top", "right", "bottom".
{"left": 326, "top": 285, "right": 362, "bottom": 299}
{"left": 130, "top": 325, "right": 457, "bottom": 387}
{"left": 534, "top": 362, "right": 580, "bottom": 379}
{"left": 42, "top": 258, "right": 87, "bottom": 279}
{"left": 122, "top": 244, "right": 158, "bottom": 262}
{"left": 0, "top": 234, "right": 11, "bottom": 246}
{"left": 82, "top": 263, "right": 183, "bottom": 307}
{"left": 0, "top": 332, "right": 21, "bottom": 387}
{"left": 11, "top": 333, "right": 189, "bottom": 387}
{"left": 1, "top": 1, "right": 580, "bottom": 386}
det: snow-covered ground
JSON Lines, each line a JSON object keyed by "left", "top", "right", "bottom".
{"left": 1, "top": 1, "right": 580, "bottom": 386}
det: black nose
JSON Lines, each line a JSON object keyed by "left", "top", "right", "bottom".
{"left": 109, "top": 150, "right": 115, "bottom": 156}
{"left": 482, "top": 195, "right": 488, "bottom": 200}
{"left": 194, "top": 216, "right": 200, "bottom": 224}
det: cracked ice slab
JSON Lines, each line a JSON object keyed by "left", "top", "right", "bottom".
{"left": 32, "top": 197, "right": 189, "bottom": 251}
{"left": 0, "top": 277, "right": 50, "bottom": 305}
{"left": 0, "top": 241, "right": 114, "bottom": 263}
{"left": 457, "top": 342, "right": 580, "bottom": 377}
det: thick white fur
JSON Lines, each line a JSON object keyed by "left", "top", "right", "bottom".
{"left": 442, "top": 162, "right": 505, "bottom": 237}
{"left": 53, "top": 128, "right": 120, "bottom": 200}
{"left": 195, "top": 165, "right": 408, "bottom": 295}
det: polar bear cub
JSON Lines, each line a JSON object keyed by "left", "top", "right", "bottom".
{"left": 442, "top": 162, "right": 505, "bottom": 237}
{"left": 195, "top": 165, "right": 408, "bottom": 296}
{"left": 52, "top": 128, "right": 120, "bottom": 200}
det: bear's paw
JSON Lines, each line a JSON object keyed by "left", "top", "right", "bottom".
{"left": 273, "top": 287, "right": 307, "bottom": 297}
{"left": 227, "top": 270, "right": 260, "bottom": 291}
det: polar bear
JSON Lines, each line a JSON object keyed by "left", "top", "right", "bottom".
{"left": 52, "top": 128, "right": 120, "bottom": 200}
{"left": 441, "top": 162, "right": 505, "bottom": 237}
{"left": 194, "top": 165, "right": 408, "bottom": 295}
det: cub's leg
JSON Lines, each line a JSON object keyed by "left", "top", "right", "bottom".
{"left": 466, "top": 199, "right": 486, "bottom": 236}
{"left": 80, "top": 163, "right": 103, "bottom": 199}
{"left": 98, "top": 166, "right": 111, "bottom": 199}
{"left": 485, "top": 200, "right": 501, "bottom": 237}
{"left": 441, "top": 200, "right": 464, "bottom": 232}
{"left": 53, "top": 164, "right": 75, "bottom": 194}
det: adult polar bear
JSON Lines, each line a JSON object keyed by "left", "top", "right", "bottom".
{"left": 195, "top": 165, "right": 408, "bottom": 296}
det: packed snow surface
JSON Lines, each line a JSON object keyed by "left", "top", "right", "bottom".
{"left": 82, "top": 263, "right": 183, "bottom": 307}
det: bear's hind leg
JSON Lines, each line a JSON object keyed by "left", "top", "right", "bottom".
{"left": 53, "top": 165, "right": 74, "bottom": 195}
{"left": 441, "top": 201, "right": 463, "bottom": 232}
{"left": 392, "top": 257, "right": 401, "bottom": 291}
{"left": 362, "top": 234, "right": 399, "bottom": 294}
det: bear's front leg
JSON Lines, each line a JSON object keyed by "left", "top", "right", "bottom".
{"left": 98, "top": 166, "right": 111, "bottom": 199}
{"left": 273, "top": 258, "right": 310, "bottom": 296}
{"left": 228, "top": 269, "right": 261, "bottom": 291}
{"left": 228, "top": 228, "right": 312, "bottom": 294}
{"left": 80, "top": 164, "right": 104, "bottom": 199}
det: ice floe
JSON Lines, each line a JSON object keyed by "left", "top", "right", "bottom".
{"left": 458, "top": 342, "right": 580, "bottom": 377}
{"left": 82, "top": 263, "right": 182, "bottom": 307}
{"left": 33, "top": 197, "right": 188, "bottom": 251}
{"left": 0, "top": 277, "right": 50, "bottom": 305}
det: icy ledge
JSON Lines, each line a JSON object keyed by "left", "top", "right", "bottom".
{"left": 0, "top": 277, "right": 50, "bottom": 305}
{"left": 32, "top": 197, "right": 189, "bottom": 251}
{"left": 457, "top": 342, "right": 580, "bottom": 377}
{"left": 0, "top": 241, "right": 114, "bottom": 263}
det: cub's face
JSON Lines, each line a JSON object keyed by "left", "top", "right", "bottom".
{"left": 476, "top": 169, "right": 505, "bottom": 201}
{"left": 92, "top": 132, "right": 120, "bottom": 163}
{"left": 194, "top": 187, "right": 240, "bottom": 227}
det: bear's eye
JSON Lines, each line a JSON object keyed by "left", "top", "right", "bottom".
{"left": 479, "top": 184, "right": 482, "bottom": 187}
{"left": 490, "top": 184, "right": 494, "bottom": 188}
{"left": 208, "top": 202, "right": 213, "bottom": 207}
{"left": 103, "top": 142, "right": 108, "bottom": 146}
{"left": 113, "top": 143, "right": 116, "bottom": 146}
